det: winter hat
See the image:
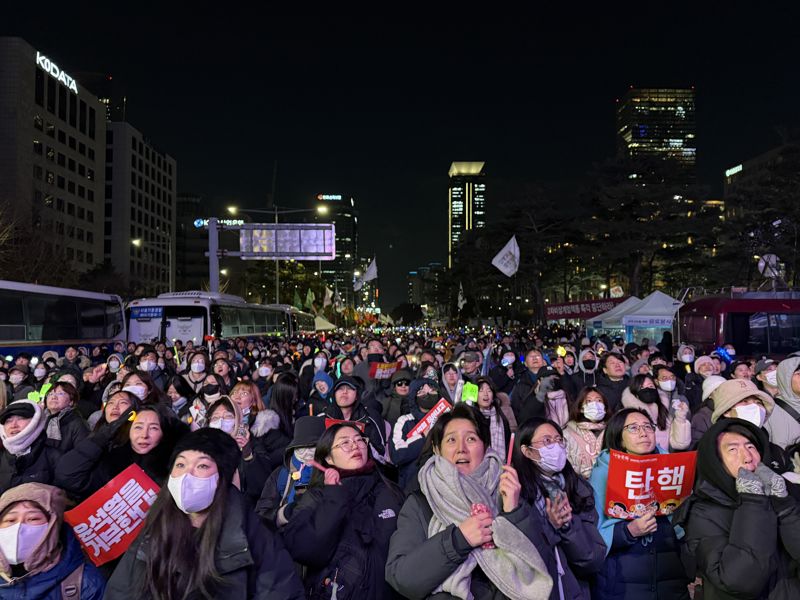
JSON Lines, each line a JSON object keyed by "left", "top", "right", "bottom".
{"left": 0, "top": 401, "right": 36, "bottom": 424}
{"left": 0, "top": 400, "right": 45, "bottom": 456}
{"left": 702, "top": 375, "right": 727, "bottom": 402}
{"left": 694, "top": 355, "right": 714, "bottom": 373}
{"left": 391, "top": 369, "right": 413, "bottom": 385}
{"left": 711, "top": 379, "right": 775, "bottom": 423}
{"left": 169, "top": 428, "right": 240, "bottom": 484}
{"left": 332, "top": 376, "right": 359, "bottom": 392}
{"left": 312, "top": 370, "right": 334, "bottom": 396}
{"left": 630, "top": 358, "right": 649, "bottom": 376}
{"left": 536, "top": 365, "right": 558, "bottom": 380}
{"left": 40, "top": 351, "right": 59, "bottom": 363}
{"left": 8, "top": 365, "right": 29, "bottom": 376}
{"left": 285, "top": 416, "right": 326, "bottom": 455}
{"left": 754, "top": 358, "right": 776, "bottom": 376}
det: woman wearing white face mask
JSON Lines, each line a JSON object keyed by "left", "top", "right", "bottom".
{"left": 105, "top": 429, "right": 305, "bottom": 600}
{"left": 564, "top": 387, "right": 611, "bottom": 479}
{"left": 0, "top": 483, "right": 106, "bottom": 598}
{"left": 514, "top": 418, "right": 606, "bottom": 599}
{"left": 182, "top": 351, "right": 210, "bottom": 395}
{"left": 622, "top": 372, "right": 691, "bottom": 452}
{"left": 30, "top": 363, "right": 49, "bottom": 392}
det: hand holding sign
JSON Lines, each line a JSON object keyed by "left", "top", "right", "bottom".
{"left": 498, "top": 465, "right": 521, "bottom": 513}
{"left": 627, "top": 512, "right": 658, "bottom": 537}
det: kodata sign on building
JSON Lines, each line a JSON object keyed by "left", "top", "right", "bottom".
{"left": 36, "top": 51, "right": 78, "bottom": 94}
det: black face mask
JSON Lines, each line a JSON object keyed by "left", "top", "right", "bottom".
{"left": 367, "top": 353, "right": 384, "bottom": 363}
{"left": 417, "top": 393, "right": 439, "bottom": 411}
{"left": 582, "top": 360, "right": 597, "bottom": 371}
{"left": 202, "top": 384, "right": 220, "bottom": 396}
{"left": 638, "top": 388, "right": 660, "bottom": 404}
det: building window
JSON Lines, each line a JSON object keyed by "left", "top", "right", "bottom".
{"left": 78, "top": 142, "right": 86, "bottom": 156}
{"left": 44, "top": 194, "right": 54, "bottom": 208}
{"left": 67, "top": 181, "right": 75, "bottom": 194}
{"left": 56, "top": 222, "right": 64, "bottom": 235}
{"left": 58, "top": 86, "right": 67, "bottom": 120}
{"left": 131, "top": 137, "right": 137, "bottom": 150}
{"left": 105, "top": 184, "right": 112, "bottom": 200}
{"left": 87, "top": 189, "right": 94, "bottom": 203}
{"left": 104, "top": 240, "right": 111, "bottom": 254}
{"left": 33, "top": 140, "right": 42, "bottom": 155}
{"left": 56, "top": 175, "right": 64, "bottom": 188}
{"left": 86, "top": 253, "right": 93, "bottom": 265}
{"left": 67, "top": 225, "right": 74, "bottom": 239}
{"left": 66, "top": 248, "right": 73, "bottom": 259}
{"left": 67, "top": 203, "right": 75, "bottom": 216}
{"left": 77, "top": 229, "right": 84, "bottom": 242}
{"left": 35, "top": 69, "right": 44, "bottom": 106}
{"left": 47, "top": 171, "right": 55, "bottom": 185}
{"left": 33, "top": 165, "right": 43, "bottom": 180}
{"left": 68, "top": 158, "right": 76, "bottom": 172}
{"left": 46, "top": 78, "right": 55, "bottom": 113}
{"left": 78, "top": 164, "right": 86, "bottom": 177}
{"left": 105, "top": 221, "right": 112, "bottom": 236}
{"left": 88, "top": 148, "right": 94, "bottom": 161}
{"left": 56, "top": 198, "right": 64, "bottom": 211}
{"left": 87, "top": 210, "right": 93, "bottom": 223}
{"left": 57, "top": 130, "right": 65, "bottom": 143}
{"left": 79, "top": 100, "right": 87, "bottom": 134}
{"left": 69, "top": 94, "right": 76, "bottom": 127}
{"left": 34, "top": 116, "right": 43, "bottom": 132}
{"left": 77, "top": 250, "right": 84, "bottom": 262}
{"left": 88, "top": 107, "right": 96, "bottom": 140}
{"left": 46, "top": 146, "right": 54, "bottom": 162}
{"left": 78, "top": 185, "right": 85, "bottom": 198}
{"left": 46, "top": 123, "right": 55, "bottom": 138}
{"left": 68, "top": 136, "right": 76, "bottom": 150}
{"left": 57, "top": 153, "right": 65, "bottom": 167}
{"left": 78, "top": 207, "right": 85, "bottom": 220}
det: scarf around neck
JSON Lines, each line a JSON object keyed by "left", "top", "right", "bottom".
{"left": 480, "top": 406, "right": 506, "bottom": 453}
{"left": 418, "top": 449, "right": 553, "bottom": 600}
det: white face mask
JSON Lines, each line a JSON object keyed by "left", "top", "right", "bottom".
{"left": 680, "top": 353, "right": 694, "bottom": 364}
{"left": 314, "top": 356, "right": 327, "bottom": 371}
{"left": 139, "top": 360, "right": 156, "bottom": 372}
{"left": 735, "top": 404, "right": 767, "bottom": 428}
{"left": 108, "top": 361, "right": 120, "bottom": 373}
{"left": 168, "top": 472, "right": 219, "bottom": 514}
{"left": 765, "top": 370, "right": 778, "bottom": 387}
{"left": 294, "top": 447, "right": 316, "bottom": 463}
{"left": 258, "top": 366, "right": 271, "bottom": 377}
{"left": 251, "top": 350, "right": 259, "bottom": 359}
{"left": 190, "top": 362, "right": 205, "bottom": 373}
{"left": 727, "top": 349, "right": 737, "bottom": 357}
{"left": 208, "top": 418, "right": 236, "bottom": 434}
{"left": 122, "top": 385, "right": 147, "bottom": 400}
{"left": 582, "top": 401, "right": 606, "bottom": 422}
{"left": 9, "top": 374, "right": 24, "bottom": 385}
{"left": 658, "top": 380, "right": 676, "bottom": 393}
{"left": 0, "top": 522, "right": 48, "bottom": 565}
{"left": 34, "top": 369, "right": 46, "bottom": 379}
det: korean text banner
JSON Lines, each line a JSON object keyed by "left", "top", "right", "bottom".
{"left": 65, "top": 464, "right": 160, "bottom": 566}
{"left": 369, "top": 361, "right": 402, "bottom": 380}
{"left": 605, "top": 450, "right": 697, "bottom": 520}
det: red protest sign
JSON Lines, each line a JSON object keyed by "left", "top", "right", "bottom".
{"left": 406, "top": 399, "right": 452, "bottom": 440}
{"left": 369, "top": 361, "right": 401, "bottom": 380}
{"left": 65, "top": 464, "right": 160, "bottom": 566}
{"left": 605, "top": 449, "right": 697, "bottom": 520}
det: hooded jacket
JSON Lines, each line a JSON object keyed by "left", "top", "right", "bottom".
{"left": 569, "top": 350, "right": 599, "bottom": 395}
{"left": 620, "top": 388, "right": 691, "bottom": 452}
{"left": 675, "top": 418, "right": 800, "bottom": 600}
{"left": 770, "top": 357, "right": 800, "bottom": 448}
{"left": 0, "top": 483, "right": 105, "bottom": 599}
{"left": 589, "top": 449, "right": 689, "bottom": 600}
{"left": 242, "top": 409, "right": 290, "bottom": 503}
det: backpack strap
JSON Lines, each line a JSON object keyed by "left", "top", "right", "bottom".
{"left": 775, "top": 398, "right": 800, "bottom": 423}
{"left": 61, "top": 562, "right": 84, "bottom": 599}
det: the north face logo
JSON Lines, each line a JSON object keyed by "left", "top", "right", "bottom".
{"left": 378, "top": 509, "right": 396, "bottom": 520}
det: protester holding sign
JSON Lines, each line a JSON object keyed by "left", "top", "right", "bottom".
{"left": 282, "top": 422, "right": 404, "bottom": 599}
{"left": 105, "top": 429, "right": 305, "bottom": 599}
{"left": 588, "top": 408, "right": 690, "bottom": 600}
{"left": 677, "top": 418, "right": 800, "bottom": 600}
{"left": 514, "top": 417, "right": 606, "bottom": 599}
{"left": 56, "top": 404, "right": 188, "bottom": 501}
{"left": 386, "top": 403, "right": 555, "bottom": 600}
{"left": 0, "top": 483, "right": 105, "bottom": 599}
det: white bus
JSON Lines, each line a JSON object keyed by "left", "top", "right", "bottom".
{"left": 0, "top": 280, "right": 126, "bottom": 356}
{"left": 126, "top": 291, "right": 317, "bottom": 344}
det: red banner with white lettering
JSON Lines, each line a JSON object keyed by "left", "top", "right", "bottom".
{"left": 545, "top": 298, "right": 626, "bottom": 321}
{"left": 605, "top": 450, "right": 697, "bottom": 520}
{"left": 369, "top": 361, "right": 402, "bottom": 380}
{"left": 406, "top": 399, "right": 452, "bottom": 440}
{"left": 64, "top": 464, "right": 160, "bottom": 566}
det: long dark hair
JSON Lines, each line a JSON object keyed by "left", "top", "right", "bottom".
{"left": 121, "top": 370, "right": 169, "bottom": 405}
{"left": 568, "top": 386, "right": 610, "bottom": 423}
{"left": 270, "top": 372, "right": 298, "bottom": 437}
{"left": 629, "top": 374, "right": 668, "bottom": 430}
{"left": 604, "top": 407, "right": 654, "bottom": 451}
{"left": 139, "top": 456, "right": 232, "bottom": 599}
{"left": 166, "top": 375, "right": 195, "bottom": 402}
{"left": 513, "top": 417, "right": 592, "bottom": 514}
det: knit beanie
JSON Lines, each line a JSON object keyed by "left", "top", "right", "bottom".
{"left": 168, "top": 429, "right": 240, "bottom": 484}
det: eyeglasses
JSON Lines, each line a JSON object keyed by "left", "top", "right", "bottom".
{"left": 623, "top": 423, "right": 656, "bottom": 435}
{"left": 331, "top": 436, "right": 369, "bottom": 452}
{"left": 394, "top": 380, "right": 410, "bottom": 387}
{"left": 46, "top": 391, "right": 69, "bottom": 399}
{"left": 529, "top": 436, "right": 565, "bottom": 449}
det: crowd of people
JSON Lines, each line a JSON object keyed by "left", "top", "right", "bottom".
{"left": 0, "top": 328, "right": 798, "bottom": 598}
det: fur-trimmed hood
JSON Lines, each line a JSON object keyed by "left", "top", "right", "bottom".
{"left": 250, "top": 408, "right": 282, "bottom": 437}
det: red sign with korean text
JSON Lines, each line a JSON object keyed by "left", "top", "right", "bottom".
{"left": 406, "top": 399, "right": 453, "bottom": 440}
{"left": 65, "top": 464, "right": 160, "bottom": 566}
{"left": 545, "top": 298, "right": 626, "bottom": 321}
{"left": 369, "top": 361, "right": 402, "bottom": 380}
{"left": 605, "top": 450, "right": 697, "bottom": 520}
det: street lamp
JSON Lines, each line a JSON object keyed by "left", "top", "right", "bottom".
{"left": 132, "top": 238, "right": 174, "bottom": 293}
{"left": 226, "top": 204, "right": 330, "bottom": 304}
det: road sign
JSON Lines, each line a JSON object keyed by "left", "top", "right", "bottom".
{"left": 238, "top": 223, "right": 336, "bottom": 260}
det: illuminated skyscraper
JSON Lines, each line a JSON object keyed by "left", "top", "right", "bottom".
{"left": 616, "top": 88, "right": 696, "bottom": 181}
{"left": 448, "top": 161, "right": 486, "bottom": 268}
{"left": 315, "top": 194, "right": 358, "bottom": 304}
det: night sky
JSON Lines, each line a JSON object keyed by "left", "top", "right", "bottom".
{"left": 7, "top": 5, "right": 800, "bottom": 308}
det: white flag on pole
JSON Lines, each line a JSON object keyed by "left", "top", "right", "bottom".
{"left": 323, "top": 286, "right": 333, "bottom": 307}
{"left": 354, "top": 257, "right": 378, "bottom": 291}
{"left": 458, "top": 283, "right": 467, "bottom": 310}
{"left": 491, "top": 236, "right": 520, "bottom": 277}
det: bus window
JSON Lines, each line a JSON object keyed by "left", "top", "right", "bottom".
{"left": 27, "top": 296, "right": 79, "bottom": 341}
{"left": 680, "top": 315, "right": 715, "bottom": 349}
{"left": 735, "top": 312, "right": 768, "bottom": 356}
{"left": 106, "top": 302, "right": 124, "bottom": 337}
{"left": 221, "top": 307, "right": 239, "bottom": 337}
{"left": 253, "top": 309, "right": 267, "bottom": 334}
{"left": 80, "top": 302, "right": 106, "bottom": 339}
{"left": 0, "top": 293, "right": 25, "bottom": 341}
{"left": 769, "top": 313, "right": 800, "bottom": 354}
{"left": 239, "top": 309, "right": 255, "bottom": 334}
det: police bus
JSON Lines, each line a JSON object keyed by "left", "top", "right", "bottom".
{"left": 126, "top": 291, "right": 317, "bottom": 344}
{"left": 0, "top": 280, "right": 126, "bottom": 356}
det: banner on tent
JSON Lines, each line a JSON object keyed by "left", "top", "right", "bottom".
{"left": 546, "top": 298, "right": 625, "bottom": 320}
{"left": 622, "top": 316, "right": 674, "bottom": 327}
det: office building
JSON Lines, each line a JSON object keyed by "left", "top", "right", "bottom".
{"left": 314, "top": 193, "right": 358, "bottom": 301}
{"left": 448, "top": 162, "right": 486, "bottom": 268}
{"left": 407, "top": 262, "right": 446, "bottom": 317}
{"left": 104, "top": 122, "right": 176, "bottom": 295}
{"left": 616, "top": 88, "right": 696, "bottom": 181}
{"left": 175, "top": 193, "right": 209, "bottom": 291}
{"left": 0, "top": 37, "right": 106, "bottom": 272}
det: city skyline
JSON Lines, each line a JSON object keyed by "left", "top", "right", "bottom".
{"left": 4, "top": 6, "right": 800, "bottom": 308}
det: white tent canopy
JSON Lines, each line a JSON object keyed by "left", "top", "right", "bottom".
{"left": 621, "top": 291, "right": 683, "bottom": 327}
{"left": 586, "top": 296, "right": 641, "bottom": 330}
{"left": 314, "top": 315, "right": 337, "bottom": 331}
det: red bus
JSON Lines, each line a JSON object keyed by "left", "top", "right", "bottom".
{"left": 676, "top": 292, "right": 800, "bottom": 356}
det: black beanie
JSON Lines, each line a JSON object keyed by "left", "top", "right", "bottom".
{"left": 168, "top": 429, "right": 240, "bottom": 484}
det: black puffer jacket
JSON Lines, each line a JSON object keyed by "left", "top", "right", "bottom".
{"left": 0, "top": 432, "right": 61, "bottom": 494}
{"left": 677, "top": 418, "right": 800, "bottom": 600}
{"left": 44, "top": 408, "right": 90, "bottom": 453}
{"left": 104, "top": 487, "right": 305, "bottom": 599}
{"left": 595, "top": 374, "right": 630, "bottom": 414}
{"left": 282, "top": 466, "right": 403, "bottom": 600}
